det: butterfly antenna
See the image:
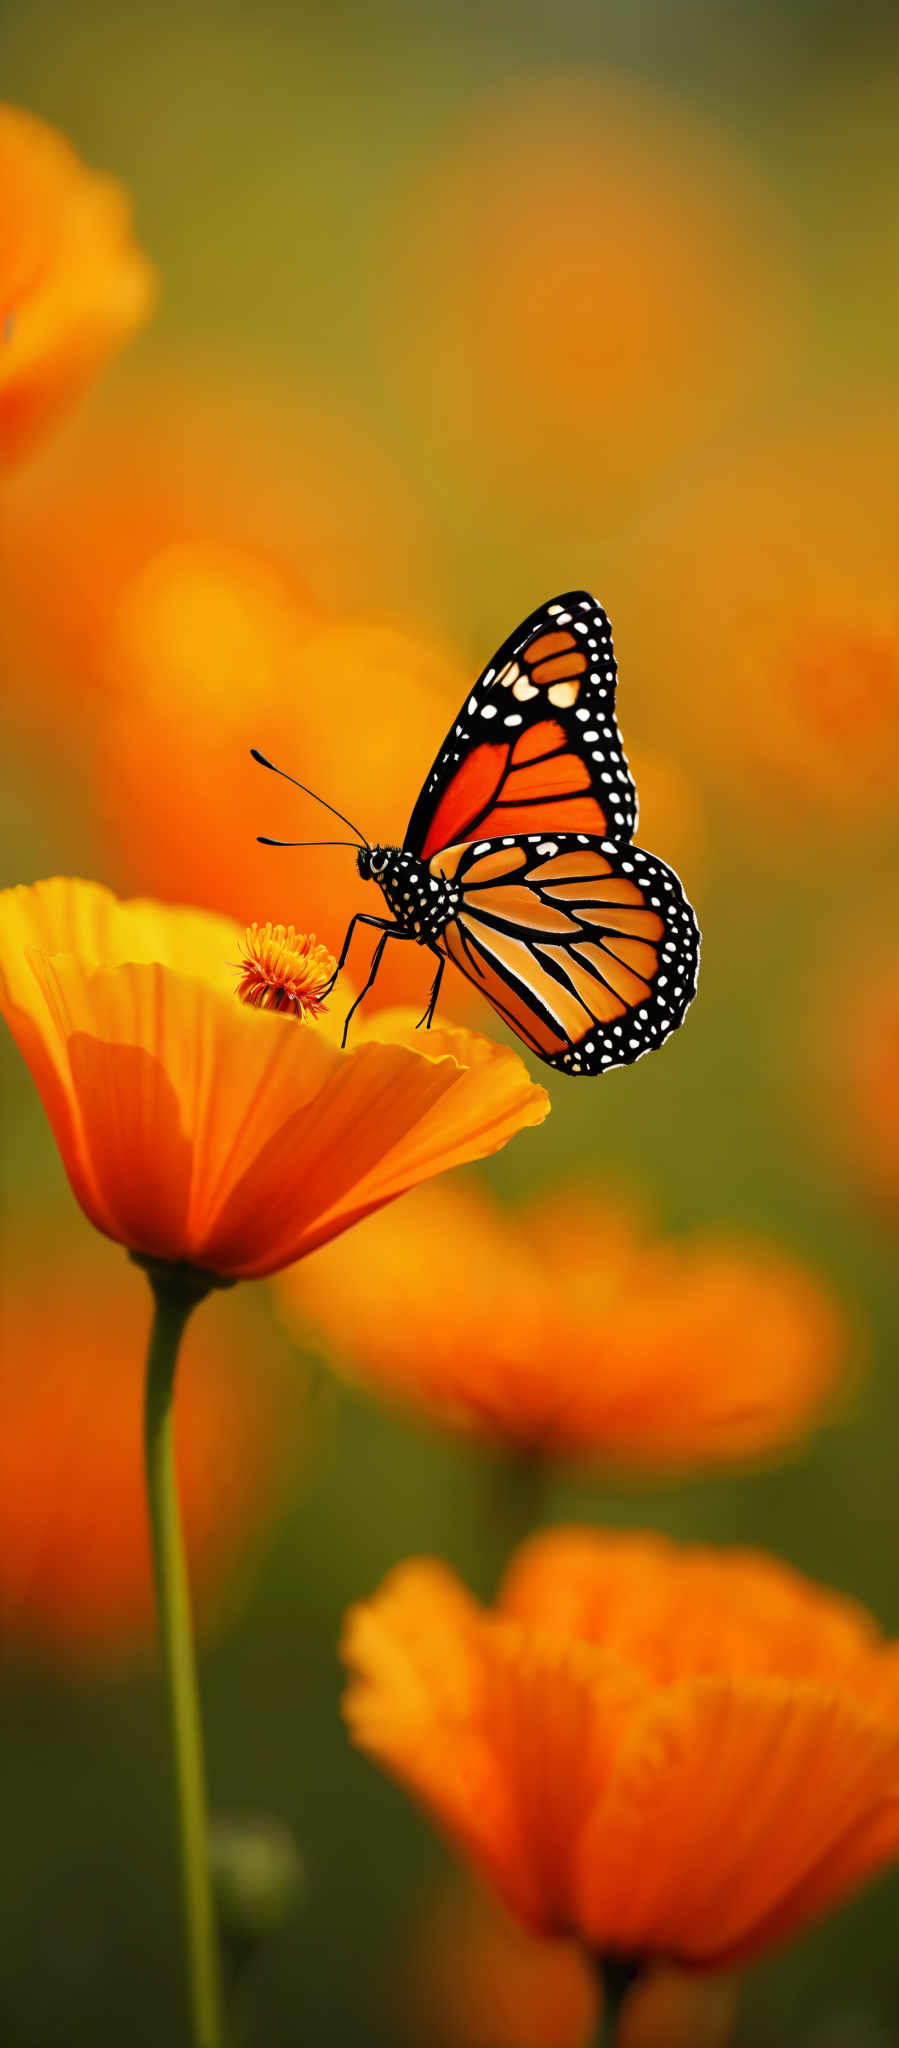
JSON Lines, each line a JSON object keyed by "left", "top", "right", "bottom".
{"left": 258, "top": 836, "right": 361, "bottom": 850}
{"left": 250, "top": 748, "right": 369, "bottom": 847}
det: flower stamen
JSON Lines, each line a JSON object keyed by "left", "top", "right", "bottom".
{"left": 236, "top": 923, "right": 336, "bottom": 1021}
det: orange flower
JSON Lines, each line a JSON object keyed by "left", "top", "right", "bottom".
{"left": 0, "top": 361, "right": 440, "bottom": 671}
{"left": 399, "top": 1880, "right": 738, "bottom": 2048}
{"left": 400, "top": 1879, "right": 598, "bottom": 2048}
{"left": 342, "top": 1531, "right": 899, "bottom": 1974}
{"left": 377, "top": 70, "right": 798, "bottom": 521}
{"left": 0, "top": 1239, "right": 295, "bottom": 1665}
{"left": 0, "top": 371, "right": 469, "bottom": 1009}
{"left": 839, "top": 948, "right": 899, "bottom": 1224}
{"left": 93, "top": 605, "right": 472, "bottom": 1010}
{"left": 636, "top": 406, "right": 899, "bottom": 835}
{"left": 276, "top": 1179, "right": 847, "bottom": 1467}
{"left": 0, "top": 878, "right": 548, "bottom": 1280}
{"left": 800, "top": 931, "right": 899, "bottom": 1228}
{"left": 0, "top": 106, "right": 155, "bottom": 468}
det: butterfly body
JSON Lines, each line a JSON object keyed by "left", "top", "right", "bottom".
{"left": 357, "top": 844, "right": 462, "bottom": 943}
{"left": 269, "top": 591, "right": 701, "bottom": 1075}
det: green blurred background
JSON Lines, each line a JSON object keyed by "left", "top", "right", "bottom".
{"left": 1, "top": 1, "right": 898, "bottom": 2042}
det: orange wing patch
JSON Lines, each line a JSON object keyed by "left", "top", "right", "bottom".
{"left": 420, "top": 742, "right": 509, "bottom": 859}
{"left": 603, "top": 936, "right": 659, "bottom": 977}
{"left": 578, "top": 904, "right": 665, "bottom": 938}
{"left": 539, "top": 874, "right": 644, "bottom": 904}
{"left": 531, "top": 849, "right": 614, "bottom": 883}
{"left": 441, "top": 920, "right": 569, "bottom": 1056}
{"left": 446, "top": 916, "right": 596, "bottom": 1042}
{"left": 461, "top": 882, "right": 581, "bottom": 935}
{"left": 455, "top": 845, "right": 528, "bottom": 883}
{"left": 511, "top": 720, "right": 567, "bottom": 764}
{"left": 499, "top": 753, "right": 591, "bottom": 803}
{"left": 492, "top": 629, "right": 589, "bottom": 709}
{"left": 573, "top": 941, "right": 652, "bottom": 1007}
{"left": 524, "top": 631, "right": 579, "bottom": 662}
{"left": 473, "top": 724, "right": 607, "bottom": 839}
{"left": 529, "top": 651, "right": 590, "bottom": 685}
{"left": 419, "top": 719, "right": 608, "bottom": 854}
{"left": 540, "top": 946, "right": 628, "bottom": 1022}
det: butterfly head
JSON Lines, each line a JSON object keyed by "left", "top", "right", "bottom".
{"left": 357, "top": 845, "right": 389, "bottom": 882}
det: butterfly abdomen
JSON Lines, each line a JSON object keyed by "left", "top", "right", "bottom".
{"left": 359, "top": 845, "right": 460, "bottom": 945}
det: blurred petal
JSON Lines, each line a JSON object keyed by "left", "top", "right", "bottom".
{"left": 342, "top": 1558, "right": 646, "bottom": 1933}
{"left": 577, "top": 1677, "right": 899, "bottom": 1965}
{"left": 279, "top": 1177, "right": 847, "bottom": 1467}
{"left": 618, "top": 1965, "right": 739, "bottom": 2048}
{"left": 400, "top": 1880, "right": 597, "bottom": 2048}
{"left": 0, "top": 1243, "right": 295, "bottom": 1665}
{"left": 499, "top": 1529, "right": 892, "bottom": 1694}
{"left": 0, "top": 106, "right": 155, "bottom": 467}
{"left": 377, "top": 70, "right": 798, "bottom": 522}
{"left": 343, "top": 1536, "right": 899, "bottom": 1972}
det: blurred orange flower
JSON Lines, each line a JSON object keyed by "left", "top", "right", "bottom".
{"left": 276, "top": 1178, "right": 847, "bottom": 1467}
{"left": 377, "top": 70, "right": 799, "bottom": 520}
{"left": 0, "top": 106, "right": 155, "bottom": 469}
{"left": 637, "top": 407, "right": 899, "bottom": 835}
{"left": 400, "top": 1880, "right": 598, "bottom": 2048}
{"left": 399, "top": 1880, "right": 738, "bottom": 2048}
{"left": 0, "top": 878, "right": 548, "bottom": 1279}
{"left": 342, "top": 1531, "right": 899, "bottom": 1973}
{"left": 95, "top": 605, "right": 471, "bottom": 1009}
{"left": 806, "top": 936, "right": 899, "bottom": 1226}
{"left": 0, "top": 372, "right": 468, "bottom": 1007}
{"left": 0, "top": 1245, "right": 293, "bottom": 1665}
{"left": 0, "top": 361, "right": 435, "bottom": 663}
{"left": 844, "top": 958, "right": 899, "bottom": 1222}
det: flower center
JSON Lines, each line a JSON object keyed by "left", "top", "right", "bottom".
{"left": 236, "top": 923, "right": 336, "bottom": 1020}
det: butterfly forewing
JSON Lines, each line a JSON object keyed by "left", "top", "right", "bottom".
{"left": 404, "top": 592, "right": 638, "bottom": 861}
{"left": 432, "top": 833, "right": 699, "bottom": 1075}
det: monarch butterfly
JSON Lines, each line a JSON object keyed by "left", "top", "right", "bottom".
{"left": 253, "top": 592, "right": 699, "bottom": 1076}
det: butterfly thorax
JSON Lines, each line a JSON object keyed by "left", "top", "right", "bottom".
{"left": 357, "top": 845, "right": 460, "bottom": 944}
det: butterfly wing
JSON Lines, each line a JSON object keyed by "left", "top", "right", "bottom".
{"left": 432, "top": 833, "right": 699, "bottom": 1074}
{"left": 404, "top": 592, "right": 638, "bottom": 860}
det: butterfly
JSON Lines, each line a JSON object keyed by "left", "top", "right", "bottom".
{"left": 254, "top": 592, "right": 699, "bottom": 1076}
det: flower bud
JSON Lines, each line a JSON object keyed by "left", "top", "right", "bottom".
{"left": 209, "top": 1814, "right": 304, "bottom": 1945}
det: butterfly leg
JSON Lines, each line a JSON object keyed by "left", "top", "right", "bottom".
{"left": 416, "top": 950, "right": 445, "bottom": 1031}
{"left": 340, "top": 928, "right": 411, "bottom": 1048}
{"left": 322, "top": 912, "right": 397, "bottom": 998}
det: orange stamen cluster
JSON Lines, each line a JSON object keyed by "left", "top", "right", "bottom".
{"left": 236, "top": 923, "right": 335, "bottom": 1020}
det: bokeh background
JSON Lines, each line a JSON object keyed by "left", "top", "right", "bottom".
{"left": 1, "top": 1, "right": 898, "bottom": 2042}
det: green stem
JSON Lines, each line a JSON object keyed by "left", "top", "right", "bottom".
{"left": 142, "top": 1263, "right": 225, "bottom": 2048}
{"left": 486, "top": 1446, "right": 547, "bottom": 1589}
{"left": 593, "top": 1954, "right": 640, "bottom": 2047}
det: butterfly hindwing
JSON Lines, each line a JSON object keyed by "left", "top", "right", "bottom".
{"left": 432, "top": 832, "right": 699, "bottom": 1075}
{"left": 404, "top": 592, "right": 638, "bottom": 861}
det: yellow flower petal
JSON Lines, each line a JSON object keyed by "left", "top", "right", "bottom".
{"left": 0, "top": 878, "right": 548, "bottom": 1277}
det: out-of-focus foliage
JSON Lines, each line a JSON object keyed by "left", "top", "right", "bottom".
{"left": 1, "top": 1, "right": 898, "bottom": 2043}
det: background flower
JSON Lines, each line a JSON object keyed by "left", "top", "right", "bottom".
{"left": 0, "top": 370, "right": 468, "bottom": 1008}
{"left": 343, "top": 1535, "right": 899, "bottom": 1971}
{"left": 276, "top": 1177, "right": 849, "bottom": 1466}
{"left": 0, "top": 105, "right": 155, "bottom": 468}
{"left": 0, "top": 1235, "right": 298, "bottom": 1666}
{"left": 630, "top": 407, "right": 899, "bottom": 844}
{"left": 395, "top": 1881, "right": 739, "bottom": 2048}
{"left": 374, "top": 69, "right": 800, "bottom": 528}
